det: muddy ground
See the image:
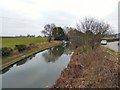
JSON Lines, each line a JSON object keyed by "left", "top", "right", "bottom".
{"left": 52, "top": 47, "right": 120, "bottom": 88}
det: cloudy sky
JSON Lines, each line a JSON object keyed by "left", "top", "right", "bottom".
{"left": 0, "top": 0, "right": 119, "bottom": 36}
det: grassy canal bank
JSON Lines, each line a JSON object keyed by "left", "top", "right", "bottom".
{"left": 0, "top": 41, "right": 61, "bottom": 71}
{"left": 52, "top": 46, "right": 120, "bottom": 88}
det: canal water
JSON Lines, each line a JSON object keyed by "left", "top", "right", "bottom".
{"left": 1, "top": 44, "right": 73, "bottom": 88}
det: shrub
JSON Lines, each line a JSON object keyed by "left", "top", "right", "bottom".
{"left": 104, "top": 38, "right": 119, "bottom": 42}
{"left": 15, "top": 44, "right": 27, "bottom": 52}
{"left": 29, "top": 43, "right": 38, "bottom": 48}
{"left": 0, "top": 47, "right": 13, "bottom": 56}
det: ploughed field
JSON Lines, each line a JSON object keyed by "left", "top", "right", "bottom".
{"left": 1, "top": 37, "right": 47, "bottom": 49}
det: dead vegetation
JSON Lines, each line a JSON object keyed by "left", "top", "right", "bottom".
{"left": 52, "top": 47, "right": 120, "bottom": 88}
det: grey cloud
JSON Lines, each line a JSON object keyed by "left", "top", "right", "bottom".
{"left": 2, "top": 8, "right": 42, "bottom": 36}
{"left": 2, "top": 5, "right": 118, "bottom": 36}
{"left": 20, "top": 0, "right": 34, "bottom": 4}
{"left": 105, "top": 6, "right": 118, "bottom": 33}
{"left": 2, "top": 9, "right": 78, "bottom": 36}
{"left": 38, "top": 11, "right": 78, "bottom": 27}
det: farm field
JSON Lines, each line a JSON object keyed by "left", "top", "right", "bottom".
{"left": 1, "top": 37, "right": 47, "bottom": 49}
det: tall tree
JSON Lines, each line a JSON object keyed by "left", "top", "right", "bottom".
{"left": 76, "top": 17, "right": 110, "bottom": 49}
{"left": 52, "top": 27, "right": 68, "bottom": 40}
{"left": 42, "top": 24, "right": 55, "bottom": 42}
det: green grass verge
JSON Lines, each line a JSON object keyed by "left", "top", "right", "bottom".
{"left": 101, "top": 46, "right": 119, "bottom": 63}
{"left": 101, "top": 46, "right": 118, "bottom": 56}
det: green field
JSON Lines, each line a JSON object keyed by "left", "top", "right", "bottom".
{"left": 1, "top": 37, "right": 47, "bottom": 49}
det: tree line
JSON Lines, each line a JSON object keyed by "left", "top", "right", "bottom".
{"left": 1, "top": 17, "right": 110, "bottom": 57}
{"left": 42, "top": 17, "right": 110, "bottom": 49}
{"left": 42, "top": 24, "right": 69, "bottom": 42}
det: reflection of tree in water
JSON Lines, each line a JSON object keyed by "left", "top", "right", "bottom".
{"left": 1, "top": 55, "right": 36, "bottom": 74}
{"left": 64, "top": 44, "right": 72, "bottom": 55}
{"left": 1, "top": 65, "right": 13, "bottom": 74}
{"left": 1, "top": 59, "right": 29, "bottom": 74}
{"left": 42, "top": 45, "right": 65, "bottom": 63}
{"left": 16, "top": 55, "right": 35, "bottom": 66}
{"left": 16, "top": 59, "right": 28, "bottom": 66}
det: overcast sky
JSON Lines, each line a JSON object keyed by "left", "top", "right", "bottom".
{"left": 0, "top": 0, "right": 119, "bottom": 36}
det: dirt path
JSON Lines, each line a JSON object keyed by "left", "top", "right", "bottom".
{"left": 52, "top": 47, "right": 120, "bottom": 88}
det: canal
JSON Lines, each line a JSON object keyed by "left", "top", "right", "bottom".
{"left": 1, "top": 44, "right": 73, "bottom": 88}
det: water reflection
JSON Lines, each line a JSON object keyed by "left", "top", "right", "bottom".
{"left": 16, "top": 55, "right": 35, "bottom": 66}
{"left": 63, "top": 44, "right": 73, "bottom": 55}
{"left": 0, "top": 65, "right": 13, "bottom": 74}
{"left": 42, "top": 45, "right": 64, "bottom": 62}
{"left": 42, "top": 44, "right": 72, "bottom": 63}
{"left": 1, "top": 44, "right": 74, "bottom": 75}
{"left": 1, "top": 54, "right": 36, "bottom": 74}
{"left": 2, "top": 44, "right": 72, "bottom": 88}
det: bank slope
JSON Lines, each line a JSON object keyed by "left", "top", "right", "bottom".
{"left": 52, "top": 46, "right": 120, "bottom": 88}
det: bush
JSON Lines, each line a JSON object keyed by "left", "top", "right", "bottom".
{"left": 0, "top": 47, "right": 13, "bottom": 56}
{"left": 15, "top": 44, "right": 27, "bottom": 52}
{"left": 103, "top": 38, "right": 119, "bottom": 42}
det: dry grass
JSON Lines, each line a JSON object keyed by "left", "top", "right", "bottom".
{"left": 52, "top": 47, "right": 120, "bottom": 88}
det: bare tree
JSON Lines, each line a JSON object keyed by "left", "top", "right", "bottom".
{"left": 77, "top": 17, "right": 109, "bottom": 34}
{"left": 77, "top": 17, "right": 110, "bottom": 49}
{"left": 42, "top": 24, "right": 55, "bottom": 42}
{"left": 67, "top": 28, "right": 85, "bottom": 48}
